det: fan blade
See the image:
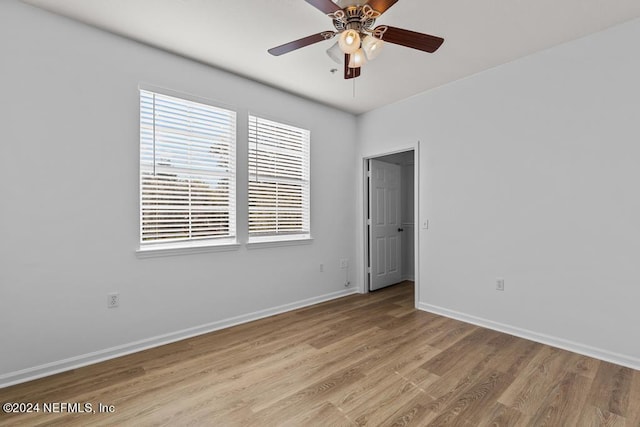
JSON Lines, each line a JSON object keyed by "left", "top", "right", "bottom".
{"left": 367, "top": 0, "right": 399, "bottom": 15}
{"left": 344, "top": 54, "right": 361, "bottom": 79}
{"left": 305, "top": 0, "right": 341, "bottom": 14}
{"left": 375, "top": 25, "right": 444, "bottom": 53}
{"left": 268, "top": 32, "right": 335, "bottom": 56}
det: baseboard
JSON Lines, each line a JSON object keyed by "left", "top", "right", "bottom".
{"left": 401, "top": 275, "right": 415, "bottom": 282}
{"left": 418, "top": 303, "right": 640, "bottom": 371}
{"left": 1, "top": 288, "right": 358, "bottom": 388}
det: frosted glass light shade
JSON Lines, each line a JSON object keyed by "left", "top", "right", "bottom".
{"left": 348, "top": 48, "right": 367, "bottom": 68}
{"left": 362, "top": 35, "right": 383, "bottom": 60}
{"left": 326, "top": 42, "right": 343, "bottom": 64}
{"left": 338, "top": 29, "right": 361, "bottom": 54}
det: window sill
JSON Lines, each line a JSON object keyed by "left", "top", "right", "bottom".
{"left": 136, "top": 239, "right": 240, "bottom": 258}
{"left": 246, "top": 236, "right": 313, "bottom": 250}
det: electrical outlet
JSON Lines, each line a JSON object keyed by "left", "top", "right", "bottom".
{"left": 340, "top": 259, "right": 349, "bottom": 269}
{"left": 344, "top": 281, "right": 351, "bottom": 287}
{"left": 319, "top": 263, "right": 324, "bottom": 272}
{"left": 108, "top": 292, "right": 120, "bottom": 308}
{"left": 496, "top": 278, "right": 505, "bottom": 291}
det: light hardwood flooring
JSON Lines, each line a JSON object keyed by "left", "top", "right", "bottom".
{"left": 1, "top": 281, "right": 639, "bottom": 426}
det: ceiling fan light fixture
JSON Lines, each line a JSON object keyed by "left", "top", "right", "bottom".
{"left": 362, "top": 35, "right": 383, "bottom": 60}
{"left": 348, "top": 48, "right": 367, "bottom": 68}
{"left": 338, "top": 29, "right": 361, "bottom": 54}
{"left": 267, "top": 1, "right": 445, "bottom": 81}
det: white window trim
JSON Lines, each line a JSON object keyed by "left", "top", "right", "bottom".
{"left": 246, "top": 234, "right": 313, "bottom": 250}
{"left": 136, "top": 238, "right": 240, "bottom": 258}
{"left": 247, "top": 114, "right": 311, "bottom": 244}
{"left": 138, "top": 85, "right": 237, "bottom": 253}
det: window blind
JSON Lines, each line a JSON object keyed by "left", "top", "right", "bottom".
{"left": 248, "top": 115, "right": 310, "bottom": 238}
{"left": 140, "top": 90, "right": 236, "bottom": 244}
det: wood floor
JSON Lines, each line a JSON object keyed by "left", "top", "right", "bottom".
{"left": 1, "top": 282, "right": 639, "bottom": 426}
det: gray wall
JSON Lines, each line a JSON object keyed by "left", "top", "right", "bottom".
{"left": 358, "top": 18, "right": 640, "bottom": 368}
{"left": 0, "top": 1, "right": 357, "bottom": 385}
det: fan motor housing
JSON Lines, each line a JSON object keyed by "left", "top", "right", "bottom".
{"left": 333, "top": 6, "right": 376, "bottom": 32}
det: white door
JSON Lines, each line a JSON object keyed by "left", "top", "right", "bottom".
{"left": 369, "top": 159, "right": 402, "bottom": 291}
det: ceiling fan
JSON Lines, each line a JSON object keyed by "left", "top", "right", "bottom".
{"left": 268, "top": 0, "right": 444, "bottom": 79}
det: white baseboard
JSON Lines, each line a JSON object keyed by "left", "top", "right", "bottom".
{"left": 418, "top": 303, "right": 640, "bottom": 371}
{"left": 402, "top": 275, "right": 415, "bottom": 282}
{"left": 1, "top": 288, "right": 358, "bottom": 388}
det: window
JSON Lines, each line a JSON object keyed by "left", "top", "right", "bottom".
{"left": 139, "top": 89, "right": 236, "bottom": 247}
{"left": 248, "top": 115, "right": 310, "bottom": 242}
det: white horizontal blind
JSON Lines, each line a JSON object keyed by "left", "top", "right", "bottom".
{"left": 140, "top": 90, "right": 236, "bottom": 244}
{"left": 248, "top": 115, "right": 310, "bottom": 238}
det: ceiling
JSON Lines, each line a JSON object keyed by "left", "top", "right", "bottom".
{"left": 21, "top": 0, "right": 640, "bottom": 115}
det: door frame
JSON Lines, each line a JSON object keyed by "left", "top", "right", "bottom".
{"left": 360, "top": 141, "right": 421, "bottom": 308}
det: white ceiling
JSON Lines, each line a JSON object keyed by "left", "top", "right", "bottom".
{"left": 21, "top": 0, "right": 640, "bottom": 114}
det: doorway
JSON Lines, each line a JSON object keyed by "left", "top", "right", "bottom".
{"left": 365, "top": 150, "right": 416, "bottom": 292}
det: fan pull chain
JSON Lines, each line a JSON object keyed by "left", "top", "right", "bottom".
{"left": 353, "top": 78, "right": 356, "bottom": 98}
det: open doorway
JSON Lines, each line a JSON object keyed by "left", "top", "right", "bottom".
{"left": 365, "top": 150, "right": 416, "bottom": 293}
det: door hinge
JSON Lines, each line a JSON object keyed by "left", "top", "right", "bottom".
{"left": 367, "top": 171, "right": 371, "bottom": 178}
{"left": 367, "top": 267, "right": 372, "bottom": 273}
{"left": 367, "top": 219, "right": 371, "bottom": 226}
